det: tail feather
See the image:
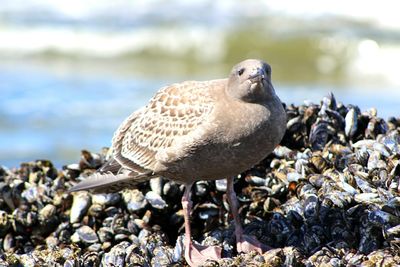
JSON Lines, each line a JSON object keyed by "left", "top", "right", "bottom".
{"left": 68, "top": 171, "right": 153, "bottom": 194}
{"left": 98, "top": 157, "right": 122, "bottom": 174}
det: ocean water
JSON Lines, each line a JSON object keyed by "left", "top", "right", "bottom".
{"left": 1, "top": 1, "right": 399, "bottom": 167}
{"left": 1, "top": 64, "right": 398, "bottom": 168}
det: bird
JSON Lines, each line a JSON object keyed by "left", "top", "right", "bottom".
{"left": 69, "top": 59, "right": 287, "bottom": 266}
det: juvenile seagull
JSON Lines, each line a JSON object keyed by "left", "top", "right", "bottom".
{"left": 69, "top": 59, "right": 287, "bottom": 266}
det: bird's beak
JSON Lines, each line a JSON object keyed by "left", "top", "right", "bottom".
{"left": 248, "top": 68, "right": 266, "bottom": 83}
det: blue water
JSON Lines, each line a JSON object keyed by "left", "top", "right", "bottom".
{"left": 1, "top": 64, "right": 399, "bottom": 168}
{"left": 0, "top": 65, "right": 162, "bottom": 167}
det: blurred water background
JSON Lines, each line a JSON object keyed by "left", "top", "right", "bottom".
{"left": 1, "top": 0, "right": 400, "bottom": 167}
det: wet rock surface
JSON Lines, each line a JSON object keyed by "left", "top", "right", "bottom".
{"left": 1, "top": 93, "right": 400, "bottom": 266}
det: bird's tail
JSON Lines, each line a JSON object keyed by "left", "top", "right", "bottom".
{"left": 68, "top": 170, "right": 153, "bottom": 194}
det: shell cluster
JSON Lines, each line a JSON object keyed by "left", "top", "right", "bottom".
{"left": 1, "top": 93, "right": 400, "bottom": 266}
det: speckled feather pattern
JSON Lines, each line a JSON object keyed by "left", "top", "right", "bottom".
{"left": 113, "top": 80, "right": 219, "bottom": 172}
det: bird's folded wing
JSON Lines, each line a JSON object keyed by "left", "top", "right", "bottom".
{"left": 113, "top": 80, "right": 217, "bottom": 173}
{"left": 70, "top": 80, "right": 220, "bottom": 194}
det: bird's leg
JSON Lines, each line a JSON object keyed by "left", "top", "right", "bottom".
{"left": 182, "top": 183, "right": 222, "bottom": 266}
{"left": 226, "top": 177, "right": 269, "bottom": 254}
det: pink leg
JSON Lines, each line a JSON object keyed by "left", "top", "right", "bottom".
{"left": 182, "top": 183, "right": 221, "bottom": 266}
{"left": 226, "top": 177, "right": 269, "bottom": 254}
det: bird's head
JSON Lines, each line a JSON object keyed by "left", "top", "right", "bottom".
{"left": 227, "top": 59, "right": 275, "bottom": 103}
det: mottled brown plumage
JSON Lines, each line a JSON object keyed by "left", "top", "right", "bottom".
{"left": 115, "top": 80, "right": 216, "bottom": 175}
{"left": 69, "top": 59, "right": 287, "bottom": 266}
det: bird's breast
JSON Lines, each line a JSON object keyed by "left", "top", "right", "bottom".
{"left": 162, "top": 97, "right": 286, "bottom": 182}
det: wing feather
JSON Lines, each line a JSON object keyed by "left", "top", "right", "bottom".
{"left": 70, "top": 80, "right": 221, "bottom": 193}
{"left": 68, "top": 171, "right": 153, "bottom": 193}
{"left": 115, "top": 80, "right": 217, "bottom": 172}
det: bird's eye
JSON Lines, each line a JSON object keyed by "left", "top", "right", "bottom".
{"left": 237, "top": 68, "right": 245, "bottom": 76}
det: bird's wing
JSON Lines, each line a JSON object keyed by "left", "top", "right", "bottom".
{"left": 114, "top": 80, "right": 218, "bottom": 172}
{"left": 68, "top": 80, "right": 221, "bottom": 193}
